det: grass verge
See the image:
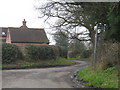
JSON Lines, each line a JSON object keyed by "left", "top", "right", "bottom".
{"left": 77, "top": 66, "right": 118, "bottom": 88}
{"left": 67, "top": 58, "right": 81, "bottom": 60}
{"left": 67, "top": 58, "right": 91, "bottom": 61}
{"left": 79, "top": 58, "right": 91, "bottom": 61}
{"left": 2, "top": 58, "right": 75, "bottom": 69}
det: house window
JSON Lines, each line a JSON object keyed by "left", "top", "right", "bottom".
{"left": 2, "top": 32, "right": 6, "bottom": 36}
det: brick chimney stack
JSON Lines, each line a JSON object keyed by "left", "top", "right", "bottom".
{"left": 20, "top": 19, "right": 28, "bottom": 28}
{"left": 23, "top": 19, "right": 26, "bottom": 26}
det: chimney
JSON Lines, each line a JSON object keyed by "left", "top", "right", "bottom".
{"left": 20, "top": 19, "right": 28, "bottom": 28}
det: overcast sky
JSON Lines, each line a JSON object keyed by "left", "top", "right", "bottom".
{"left": 0, "top": 0, "right": 56, "bottom": 44}
{"left": 1, "top": 0, "right": 117, "bottom": 45}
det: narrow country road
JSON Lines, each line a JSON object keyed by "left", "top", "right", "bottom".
{"left": 2, "top": 61, "right": 88, "bottom": 88}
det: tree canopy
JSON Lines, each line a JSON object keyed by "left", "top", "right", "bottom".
{"left": 106, "top": 2, "right": 120, "bottom": 42}
{"left": 37, "top": 1, "right": 112, "bottom": 43}
{"left": 54, "top": 31, "right": 69, "bottom": 48}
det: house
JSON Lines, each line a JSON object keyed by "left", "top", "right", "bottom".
{"left": 0, "top": 27, "right": 8, "bottom": 43}
{"left": 0, "top": 19, "right": 49, "bottom": 46}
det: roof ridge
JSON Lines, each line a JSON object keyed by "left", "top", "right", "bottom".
{"left": 8, "top": 27, "right": 44, "bottom": 30}
{"left": 8, "top": 27, "right": 19, "bottom": 29}
{"left": 1, "top": 27, "right": 44, "bottom": 30}
{"left": 29, "top": 28, "right": 44, "bottom": 30}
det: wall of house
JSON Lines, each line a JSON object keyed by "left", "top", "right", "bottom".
{"left": 0, "top": 37, "right": 2, "bottom": 39}
{"left": 6, "top": 31, "right": 11, "bottom": 43}
{"left": 12, "top": 43, "right": 48, "bottom": 45}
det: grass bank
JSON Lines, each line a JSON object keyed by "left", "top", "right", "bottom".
{"left": 2, "top": 58, "right": 75, "bottom": 69}
{"left": 77, "top": 66, "right": 118, "bottom": 88}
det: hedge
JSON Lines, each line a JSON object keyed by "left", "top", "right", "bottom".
{"left": 25, "top": 45, "right": 68, "bottom": 61}
{"left": 2, "top": 43, "right": 23, "bottom": 64}
{"left": 59, "top": 46, "right": 67, "bottom": 58}
{"left": 2, "top": 44, "right": 68, "bottom": 64}
{"left": 26, "top": 45, "right": 56, "bottom": 60}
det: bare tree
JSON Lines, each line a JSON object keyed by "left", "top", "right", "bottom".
{"left": 36, "top": 1, "right": 110, "bottom": 43}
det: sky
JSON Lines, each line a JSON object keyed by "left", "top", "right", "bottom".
{"left": 0, "top": 0, "right": 56, "bottom": 45}
{"left": 0, "top": 0, "right": 118, "bottom": 45}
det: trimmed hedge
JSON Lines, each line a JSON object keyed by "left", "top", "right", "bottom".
{"left": 26, "top": 45, "right": 56, "bottom": 60}
{"left": 2, "top": 43, "right": 23, "bottom": 64}
{"left": 25, "top": 45, "right": 68, "bottom": 61}
{"left": 2, "top": 44, "right": 68, "bottom": 64}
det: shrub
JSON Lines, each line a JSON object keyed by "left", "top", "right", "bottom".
{"left": 26, "top": 45, "right": 68, "bottom": 61}
{"left": 51, "top": 45, "right": 60, "bottom": 58}
{"left": 59, "top": 46, "right": 67, "bottom": 58}
{"left": 25, "top": 45, "right": 39, "bottom": 60}
{"left": 51, "top": 45, "right": 68, "bottom": 58}
{"left": 43, "top": 45, "right": 56, "bottom": 60}
{"left": 69, "top": 51, "right": 81, "bottom": 58}
{"left": 26, "top": 45, "right": 56, "bottom": 60}
{"left": 2, "top": 43, "right": 22, "bottom": 64}
{"left": 96, "top": 42, "right": 119, "bottom": 69}
{"left": 81, "top": 49, "right": 92, "bottom": 58}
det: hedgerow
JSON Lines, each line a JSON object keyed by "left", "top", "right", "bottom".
{"left": 25, "top": 45, "right": 68, "bottom": 61}
{"left": 26, "top": 45, "right": 56, "bottom": 60}
{"left": 2, "top": 43, "right": 23, "bottom": 64}
{"left": 2, "top": 44, "right": 68, "bottom": 64}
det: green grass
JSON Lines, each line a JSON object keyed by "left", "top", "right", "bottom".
{"left": 67, "top": 58, "right": 91, "bottom": 61}
{"left": 77, "top": 66, "right": 118, "bottom": 88}
{"left": 2, "top": 58, "right": 75, "bottom": 68}
{"left": 67, "top": 58, "right": 80, "bottom": 60}
{"left": 79, "top": 58, "right": 91, "bottom": 61}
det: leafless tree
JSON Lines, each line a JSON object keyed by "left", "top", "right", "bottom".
{"left": 36, "top": 1, "right": 110, "bottom": 43}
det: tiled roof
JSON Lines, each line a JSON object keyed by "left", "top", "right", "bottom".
{"left": 0, "top": 19, "right": 49, "bottom": 44}
{"left": 9, "top": 27, "right": 49, "bottom": 43}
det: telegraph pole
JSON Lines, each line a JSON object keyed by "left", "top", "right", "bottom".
{"left": 93, "top": 23, "right": 102, "bottom": 68}
{"left": 93, "top": 26, "right": 98, "bottom": 67}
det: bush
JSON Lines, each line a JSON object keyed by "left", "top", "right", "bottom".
{"left": 26, "top": 45, "right": 56, "bottom": 60}
{"left": 51, "top": 45, "right": 60, "bottom": 58}
{"left": 52, "top": 45, "right": 68, "bottom": 58}
{"left": 81, "top": 49, "right": 92, "bottom": 58}
{"left": 25, "top": 45, "right": 38, "bottom": 60}
{"left": 26, "top": 45, "right": 68, "bottom": 61}
{"left": 68, "top": 49, "right": 92, "bottom": 58}
{"left": 69, "top": 51, "right": 81, "bottom": 58}
{"left": 59, "top": 46, "right": 67, "bottom": 58}
{"left": 96, "top": 42, "right": 119, "bottom": 69}
{"left": 2, "top": 43, "right": 22, "bottom": 64}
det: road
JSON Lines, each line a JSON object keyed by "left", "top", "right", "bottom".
{"left": 2, "top": 61, "right": 88, "bottom": 88}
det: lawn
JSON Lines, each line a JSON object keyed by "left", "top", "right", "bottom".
{"left": 77, "top": 66, "right": 118, "bottom": 88}
{"left": 2, "top": 58, "right": 75, "bottom": 69}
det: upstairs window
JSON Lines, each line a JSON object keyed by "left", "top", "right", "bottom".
{"left": 2, "top": 32, "right": 6, "bottom": 36}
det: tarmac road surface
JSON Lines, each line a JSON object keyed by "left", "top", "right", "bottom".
{"left": 2, "top": 61, "right": 88, "bottom": 88}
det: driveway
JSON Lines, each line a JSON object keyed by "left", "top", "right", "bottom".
{"left": 2, "top": 61, "right": 88, "bottom": 88}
